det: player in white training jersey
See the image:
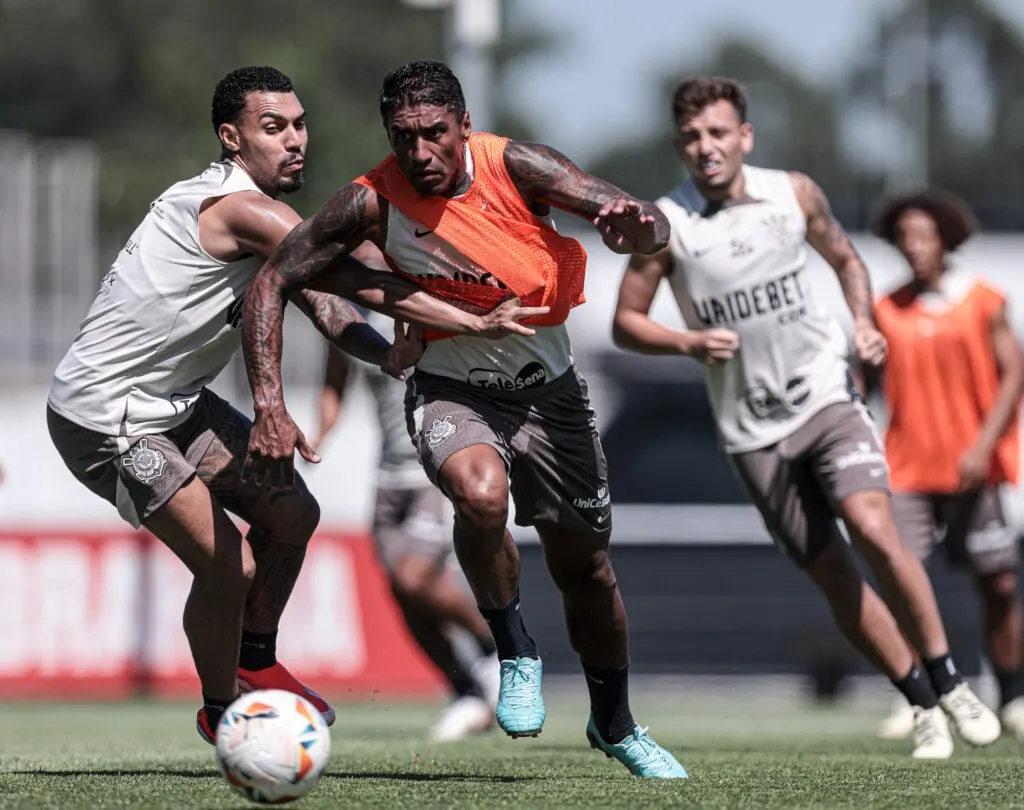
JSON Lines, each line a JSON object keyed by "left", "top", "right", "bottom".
{"left": 47, "top": 67, "right": 536, "bottom": 743}
{"left": 612, "top": 75, "right": 999, "bottom": 759}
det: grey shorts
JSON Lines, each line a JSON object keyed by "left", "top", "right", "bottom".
{"left": 891, "top": 488, "right": 1020, "bottom": 575}
{"left": 405, "top": 367, "right": 612, "bottom": 538}
{"left": 730, "top": 400, "right": 891, "bottom": 566}
{"left": 372, "top": 484, "right": 452, "bottom": 572}
{"left": 47, "top": 389, "right": 314, "bottom": 528}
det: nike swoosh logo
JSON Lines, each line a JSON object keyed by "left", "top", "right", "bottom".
{"left": 415, "top": 229, "right": 434, "bottom": 238}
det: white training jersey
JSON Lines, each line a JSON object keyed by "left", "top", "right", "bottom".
{"left": 658, "top": 165, "right": 852, "bottom": 453}
{"left": 48, "top": 161, "right": 265, "bottom": 435}
{"left": 383, "top": 144, "right": 573, "bottom": 392}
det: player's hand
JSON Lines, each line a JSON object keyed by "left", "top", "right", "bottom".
{"left": 853, "top": 319, "right": 888, "bottom": 367}
{"left": 593, "top": 199, "right": 660, "bottom": 255}
{"left": 957, "top": 443, "right": 992, "bottom": 492}
{"left": 243, "top": 406, "right": 320, "bottom": 489}
{"left": 686, "top": 329, "right": 740, "bottom": 366}
{"left": 473, "top": 297, "right": 551, "bottom": 338}
{"left": 381, "top": 320, "right": 425, "bottom": 380}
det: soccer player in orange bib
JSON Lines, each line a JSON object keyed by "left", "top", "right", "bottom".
{"left": 239, "top": 61, "right": 687, "bottom": 778}
{"left": 870, "top": 189, "right": 1024, "bottom": 739}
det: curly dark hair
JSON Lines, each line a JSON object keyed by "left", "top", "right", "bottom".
{"left": 379, "top": 60, "right": 465, "bottom": 123}
{"left": 870, "top": 188, "right": 978, "bottom": 252}
{"left": 672, "top": 76, "right": 748, "bottom": 126}
{"left": 211, "top": 66, "right": 294, "bottom": 133}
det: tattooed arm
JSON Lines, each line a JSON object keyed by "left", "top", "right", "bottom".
{"left": 503, "top": 140, "right": 671, "bottom": 255}
{"left": 792, "top": 172, "right": 887, "bottom": 367}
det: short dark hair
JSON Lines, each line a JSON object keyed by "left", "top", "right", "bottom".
{"left": 672, "top": 76, "right": 748, "bottom": 126}
{"left": 871, "top": 188, "right": 978, "bottom": 252}
{"left": 211, "top": 66, "right": 294, "bottom": 133}
{"left": 379, "top": 60, "right": 466, "bottom": 123}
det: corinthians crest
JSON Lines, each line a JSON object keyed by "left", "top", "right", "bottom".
{"left": 424, "top": 416, "right": 457, "bottom": 449}
{"left": 122, "top": 438, "right": 167, "bottom": 483}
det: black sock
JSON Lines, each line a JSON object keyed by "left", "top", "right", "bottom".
{"left": 924, "top": 653, "right": 963, "bottom": 696}
{"left": 239, "top": 630, "right": 277, "bottom": 671}
{"left": 203, "top": 695, "right": 233, "bottom": 730}
{"left": 479, "top": 593, "right": 539, "bottom": 660}
{"left": 475, "top": 632, "right": 498, "bottom": 658}
{"left": 892, "top": 666, "right": 938, "bottom": 709}
{"left": 583, "top": 662, "right": 636, "bottom": 744}
{"left": 449, "top": 668, "right": 484, "bottom": 700}
{"left": 995, "top": 666, "right": 1024, "bottom": 707}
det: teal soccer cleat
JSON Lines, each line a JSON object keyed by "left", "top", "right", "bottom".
{"left": 586, "top": 715, "right": 688, "bottom": 778}
{"left": 495, "top": 657, "right": 546, "bottom": 737}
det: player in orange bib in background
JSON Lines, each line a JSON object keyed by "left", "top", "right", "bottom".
{"left": 239, "top": 60, "right": 687, "bottom": 778}
{"left": 870, "top": 189, "right": 1024, "bottom": 738}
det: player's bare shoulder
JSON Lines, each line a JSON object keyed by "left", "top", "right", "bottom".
{"left": 787, "top": 171, "right": 825, "bottom": 221}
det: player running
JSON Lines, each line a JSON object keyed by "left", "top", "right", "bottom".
{"left": 867, "top": 189, "right": 1024, "bottom": 740}
{"left": 612, "top": 75, "right": 999, "bottom": 758}
{"left": 47, "top": 66, "right": 535, "bottom": 744}
{"left": 313, "top": 297, "right": 500, "bottom": 742}
{"left": 240, "top": 60, "right": 688, "bottom": 778}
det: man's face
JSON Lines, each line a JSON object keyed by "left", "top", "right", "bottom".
{"left": 387, "top": 104, "right": 470, "bottom": 196}
{"left": 895, "top": 208, "right": 945, "bottom": 282}
{"left": 675, "top": 99, "right": 753, "bottom": 198}
{"left": 221, "top": 90, "right": 307, "bottom": 195}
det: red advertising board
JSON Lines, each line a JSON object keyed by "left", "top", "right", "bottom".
{"left": 0, "top": 529, "right": 446, "bottom": 699}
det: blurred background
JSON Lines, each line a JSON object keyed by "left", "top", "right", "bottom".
{"left": 1, "top": 0, "right": 1023, "bottom": 704}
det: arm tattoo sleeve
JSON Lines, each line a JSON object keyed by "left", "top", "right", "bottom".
{"left": 242, "top": 183, "right": 371, "bottom": 412}
{"left": 503, "top": 141, "right": 671, "bottom": 248}
{"left": 801, "top": 176, "right": 874, "bottom": 323}
{"left": 291, "top": 289, "right": 391, "bottom": 366}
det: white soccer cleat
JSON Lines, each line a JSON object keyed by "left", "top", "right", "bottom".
{"left": 427, "top": 695, "right": 494, "bottom": 742}
{"left": 1000, "top": 697, "right": 1024, "bottom": 739}
{"left": 911, "top": 706, "right": 954, "bottom": 760}
{"left": 877, "top": 697, "right": 915, "bottom": 740}
{"left": 939, "top": 682, "right": 1001, "bottom": 746}
{"left": 471, "top": 652, "right": 500, "bottom": 710}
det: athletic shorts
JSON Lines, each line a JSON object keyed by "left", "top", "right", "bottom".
{"left": 891, "top": 488, "right": 1019, "bottom": 575}
{"left": 47, "top": 388, "right": 314, "bottom": 528}
{"left": 405, "top": 366, "right": 612, "bottom": 539}
{"left": 729, "top": 400, "right": 891, "bottom": 566}
{"left": 372, "top": 484, "right": 452, "bottom": 572}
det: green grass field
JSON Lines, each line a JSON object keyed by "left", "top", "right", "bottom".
{"left": 2, "top": 678, "right": 1023, "bottom": 809}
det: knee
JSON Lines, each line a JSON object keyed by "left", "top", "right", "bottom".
{"left": 390, "top": 557, "right": 435, "bottom": 603}
{"left": 845, "top": 498, "right": 904, "bottom": 562}
{"left": 446, "top": 467, "right": 508, "bottom": 533}
{"left": 293, "top": 495, "right": 321, "bottom": 543}
{"left": 980, "top": 570, "right": 1019, "bottom": 604}
{"left": 201, "top": 535, "right": 256, "bottom": 599}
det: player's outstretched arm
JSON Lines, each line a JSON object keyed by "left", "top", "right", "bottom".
{"left": 792, "top": 172, "right": 887, "bottom": 367}
{"left": 613, "top": 251, "right": 739, "bottom": 365}
{"left": 503, "top": 140, "right": 670, "bottom": 255}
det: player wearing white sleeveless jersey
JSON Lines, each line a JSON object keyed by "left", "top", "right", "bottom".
{"left": 240, "top": 61, "right": 687, "bottom": 778}
{"left": 612, "top": 76, "right": 998, "bottom": 758}
{"left": 45, "top": 67, "right": 524, "bottom": 745}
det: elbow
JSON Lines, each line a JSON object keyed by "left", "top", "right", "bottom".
{"left": 611, "top": 314, "right": 631, "bottom": 349}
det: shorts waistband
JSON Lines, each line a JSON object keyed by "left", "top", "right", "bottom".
{"left": 411, "top": 366, "right": 579, "bottom": 402}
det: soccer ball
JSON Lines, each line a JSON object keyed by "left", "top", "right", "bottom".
{"left": 215, "top": 689, "right": 332, "bottom": 804}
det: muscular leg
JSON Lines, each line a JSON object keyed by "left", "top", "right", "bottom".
{"left": 839, "top": 491, "right": 957, "bottom": 684}
{"left": 144, "top": 476, "right": 255, "bottom": 710}
{"left": 976, "top": 569, "right": 1024, "bottom": 706}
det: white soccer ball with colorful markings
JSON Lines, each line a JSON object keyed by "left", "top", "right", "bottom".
{"left": 215, "top": 689, "right": 332, "bottom": 804}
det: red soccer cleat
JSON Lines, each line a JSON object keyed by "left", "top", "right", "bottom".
{"left": 196, "top": 707, "right": 217, "bottom": 745}
{"left": 237, "top": 662, "right": 336, "bottom": 726}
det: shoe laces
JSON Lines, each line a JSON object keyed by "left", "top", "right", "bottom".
{"left": 913, "top": 708, "right": 944, "bottom": 747}
{"left": 946, "top": 684, "right": 985, "bottom": 720}
{"left": 620, "top": 726, "right": 670, "bottom": 767}
{"left": 501, "top": 660, "right": 539, "bottom": 708}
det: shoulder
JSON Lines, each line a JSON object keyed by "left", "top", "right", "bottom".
{"left": 206, "top": 191, "right": 300, "bottom": 235}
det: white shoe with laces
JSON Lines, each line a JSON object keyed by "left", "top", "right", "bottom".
{"left": 911, "top": 706, "right": 954, "bottom": 759}
{"left": 939, "top": 682, "right": 1001, "bottom": 746}
{"left": 471, "top": 652, "right": 500, "bottom": 710}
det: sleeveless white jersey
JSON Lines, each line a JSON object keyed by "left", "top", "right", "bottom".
{"left": 48, "top": 161, "right": 265, "bottom": 435}
{"left": 657, "top": 165, "right": 852, "bottom": 453}
{"left": 383, "top": 145, "right": 573, "bottom": 392}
